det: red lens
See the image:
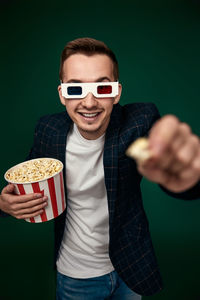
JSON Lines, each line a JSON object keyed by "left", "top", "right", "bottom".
{"left": 97, "top": 85, "right": 112, "bottom": 94}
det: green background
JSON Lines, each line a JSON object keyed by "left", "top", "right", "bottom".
{"left": 0, "top": 0, "right": 200, "bottom": 299}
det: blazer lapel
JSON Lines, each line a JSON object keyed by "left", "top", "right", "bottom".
{"left": 104, "top": 104, "right": 122, "bottom": 228}
{"left": 54, "top": 112, "right": 72, "bottom": 188}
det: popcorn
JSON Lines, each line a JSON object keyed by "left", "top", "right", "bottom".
{"left": 5, "top": 158, "right": 63, "bottom": 183}
{"left": 126, "top": 137, "right": 151, "bottom": 164}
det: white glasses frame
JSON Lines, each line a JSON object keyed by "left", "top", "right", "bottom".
{"left": 61, "top": 81, "right": 119, "bottom": 99}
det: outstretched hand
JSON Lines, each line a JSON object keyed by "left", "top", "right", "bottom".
{"left": 137, "top": 115, "right": 200, "bottom": 193}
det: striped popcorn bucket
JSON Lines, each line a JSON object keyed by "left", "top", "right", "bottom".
{"left": 4, "top": 158, "right": 66, "bottom": 223}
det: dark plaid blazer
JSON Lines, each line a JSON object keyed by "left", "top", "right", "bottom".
{"left": 18, "top": 102, "right": 200, "bottom": 296}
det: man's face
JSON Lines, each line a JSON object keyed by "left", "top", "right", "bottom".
{"left": 58, "top": 54, "right": 122, "bottom": 140}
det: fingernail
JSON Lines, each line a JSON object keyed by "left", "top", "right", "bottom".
{"left": 43, "top": 196, "right": 48, "bottom": 201}
{"left": 36, "top": 193, "right": 42, "bottom": 198}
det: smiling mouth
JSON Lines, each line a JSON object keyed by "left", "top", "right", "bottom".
{"left": 78, "top": 112, "right": 101, "bottom": 118}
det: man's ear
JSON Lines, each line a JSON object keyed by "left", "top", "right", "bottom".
{"left": 58, "top": 85, "right": 66, "bottom": 106}
{"left": 113, "top": 83, "right": 122, "bottom": 104}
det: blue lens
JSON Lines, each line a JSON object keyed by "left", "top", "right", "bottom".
{"left": 67, "top": 86, "right": 82, "bottom": 95}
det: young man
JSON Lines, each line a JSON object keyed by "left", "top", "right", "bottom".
{"left": 0, "top": 38, "right": 200, "bottom": 300}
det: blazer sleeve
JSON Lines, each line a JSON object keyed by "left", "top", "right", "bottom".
{"left": 160, "top": 181, "right": 200, "bottom": 200}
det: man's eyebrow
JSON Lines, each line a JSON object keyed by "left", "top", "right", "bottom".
{"left": 66, "top": 77, "right": 112, "bottom": 83}
{"left": 66, "top": 79, "right": 82, "bottom": 83}
{"left": 95, "top": 77, "right": 112, "bottom": 82}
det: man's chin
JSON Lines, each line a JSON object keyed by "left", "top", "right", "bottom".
{"left": 77, "top": 125, "right": 104, "bottom": 139}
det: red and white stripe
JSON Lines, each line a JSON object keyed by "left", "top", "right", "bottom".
{"left": 15, "top": 172, "right": 66, "bottom": 223}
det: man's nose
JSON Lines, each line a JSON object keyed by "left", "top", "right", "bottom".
{"left": 82, "top": 92, "right": 97, "bottom": 108}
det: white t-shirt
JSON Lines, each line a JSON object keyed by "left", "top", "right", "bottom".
{"left": 56, "top": 124, "right": 114, "bottom": 278}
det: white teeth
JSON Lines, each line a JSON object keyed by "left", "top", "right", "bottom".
{"left": 82, "top": 113, "right": 98, "bottom": 117}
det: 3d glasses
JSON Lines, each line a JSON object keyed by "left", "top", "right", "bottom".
{"left": 61, "top": 82, "right": 119, "bottom": 99}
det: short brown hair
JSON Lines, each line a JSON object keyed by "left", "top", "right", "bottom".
{"left": 59, "top": 37, "right": 119, "bottom": 81}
